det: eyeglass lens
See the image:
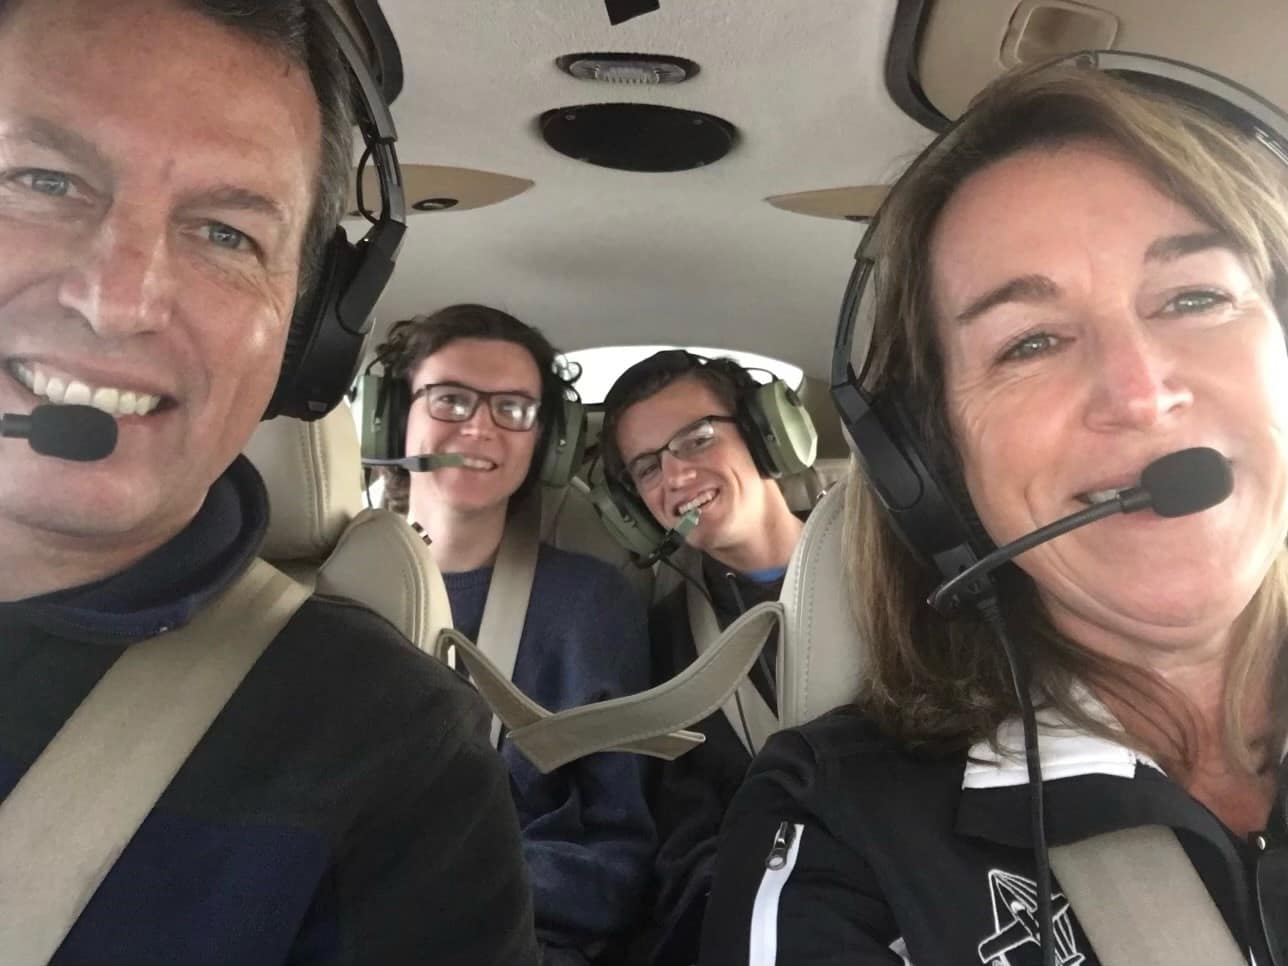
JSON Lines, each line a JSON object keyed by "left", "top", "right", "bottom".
{"left": 424, "top": 384, "right": 538, "bottom": 431}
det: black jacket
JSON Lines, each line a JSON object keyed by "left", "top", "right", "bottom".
{"left": 640, "top": 555, "right": 784, "bottom": 965}
{"left": 1, "top": 458, "right": 539, "bottom": 966}
{"left": 699, "top": 705, "right": 1285, "bottom": 966}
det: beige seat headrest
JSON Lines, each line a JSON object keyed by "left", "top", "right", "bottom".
{"left": 243, "top": 406, "right": 364, "bottom": 563}
{"left": 778, "top": 477, "right": 867, "bottom": 727}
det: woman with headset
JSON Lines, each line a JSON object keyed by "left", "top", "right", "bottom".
{"left": 371, "top": 305, "right": 655, "bottom": 966}
{"left": 699, "top": 57, "right": 1288, "bottom": 965}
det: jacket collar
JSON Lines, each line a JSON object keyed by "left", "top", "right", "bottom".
{"left": 962, "top": 691, "right": 1165, "bottom": 791}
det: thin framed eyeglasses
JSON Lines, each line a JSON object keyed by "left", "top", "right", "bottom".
{"left": 624, "top": 415, "right": 737, "bottom": 490}
{"left": 411, "top": 382, "right": 541, "bottom": 432}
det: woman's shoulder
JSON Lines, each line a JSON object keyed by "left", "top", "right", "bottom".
{"left": 750, "top": 708, "right": 966, "bottom": 811}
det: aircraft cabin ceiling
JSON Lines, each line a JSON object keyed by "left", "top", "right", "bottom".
{"left": 361, "top": 0, "right": 1288, "bottom": 383}
{"left": 362, "top": 0, "right": 930, "bottom": 382}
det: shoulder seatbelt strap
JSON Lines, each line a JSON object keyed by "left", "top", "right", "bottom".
{"left": 435, "top": 601, "right": 782, "bottom": 773}
{"left": 687, "top": 577, "right": 779, "bottom": 755}
{"left": 475, "top": 496, "right": 540, "bottom": 747}
{"left": 1049, "top": 825, "right": 1247, "bottom": 965}
{"left": 0, "top": 558, "right": 308, "bottom": 966}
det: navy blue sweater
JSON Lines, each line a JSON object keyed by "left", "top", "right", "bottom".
{"left": 443, "top": 546, "right": 656, "bottom": 950}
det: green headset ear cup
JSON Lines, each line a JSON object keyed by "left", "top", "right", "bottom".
{"left": 587, "top": 480, "right": 671, "bottom": 560}
{"left": 540, "top": 398, "right": 587, "bottom": 487}
{"left": 360, "top": 371, "right": 408, "bottom": 462}
{"left": 747, "top": 380, "right": 818, "bottom": 477}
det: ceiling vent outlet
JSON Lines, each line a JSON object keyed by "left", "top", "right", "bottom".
{"left": 556, "top": 52, "right": 699, "bottom": 86}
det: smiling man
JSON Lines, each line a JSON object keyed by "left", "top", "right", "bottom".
{"left": 601, "top": 350, "right": 807, "bottom": 966}
{"left": 0, "top": 1, "right": 536, "bottom": 963}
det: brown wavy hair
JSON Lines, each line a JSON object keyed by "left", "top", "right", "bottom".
{"left": 845, "top": 61, "right": 1288, "bottom": 777}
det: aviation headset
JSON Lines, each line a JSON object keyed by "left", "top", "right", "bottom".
{"left": 358, "top": 329, "right": 588, "bottom": 489}
{"left": 831, "top": 50, "right": 1288, "bottom": 588}
{"left": 593, "top": 350, "right": 819, "bottom": 561}
{"left": 262, "top": 2, "right": 407, "bottom": 422}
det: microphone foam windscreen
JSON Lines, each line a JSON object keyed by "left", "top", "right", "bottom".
{"left": 30, "top": 405, "right": 118, "bottom": 462}
{"left": 1140, "top": 447, "right": 1233, "bottom": 517}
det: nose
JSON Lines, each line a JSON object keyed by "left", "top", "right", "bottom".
{"left": 457, "top": 400, "right": 498, "bottom": 438}
{"left": 57, "top": 203, "right": 175, "bottom": 338}
{"left": 1084, "top": 322, "right": 1193, "bottom": 432}
{"left": 661, "top": 448, "right": 697, "bottom": 488}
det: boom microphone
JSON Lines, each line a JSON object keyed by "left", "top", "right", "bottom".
{"left": 929, "top": 447, "right": 1233, "bottom": 614}
{"left": 641, "top": 508, "right": 700, "bottom": 566}
{"left": 361, "top": 453, "right": 468, "bottom": 472}
{"left": 1, "top": 404, "right": 118, "bottom": 462}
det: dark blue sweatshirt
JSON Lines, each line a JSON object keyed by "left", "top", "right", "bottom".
{"left": 443, "top": 545, "right": 656, "bottom": 950}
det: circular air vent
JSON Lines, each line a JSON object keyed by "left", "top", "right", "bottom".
{"left": 556, "top": 52, "right": 699, "bottom": 86}
{"left": 539, "top": 103, "right": 737, "bottom": 172}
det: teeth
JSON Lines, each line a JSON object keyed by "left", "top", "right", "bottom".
{"left": 9, "top": 361, "right": 163, "bottom": 417}
{"left": 460, "top": 456, "right": 496, "bottom": 470}
{"left": 64, "top": 380, "right": 91, "bottom": 406}
{"left": 91, "top": 387, "right": 119, "bottom": 414}
{"left": 678, "top": 490, "right": 717, "bottom": 515}
{"left": 1081, "top": 488, "right": 1124, "bottom": 505}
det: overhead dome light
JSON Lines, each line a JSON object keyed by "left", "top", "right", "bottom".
{"left": 556, "top": 52, "right": 699, "bottom": 86}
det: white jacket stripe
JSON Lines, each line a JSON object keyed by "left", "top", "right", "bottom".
{"left": 748, "top": 823, "right": 804, "bottom": 966}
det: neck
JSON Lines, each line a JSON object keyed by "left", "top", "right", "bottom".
{"left": 412, "top": 495, "right": 508, "bottom": 573}
{"left": 0, "top": 518, "right": 183, "bottom": 602}
{"left": 709, "top": 490, "right": 802, "bottom": 575}
{"left": 1077, "top": 619, "right": 1277, "bottom": 835}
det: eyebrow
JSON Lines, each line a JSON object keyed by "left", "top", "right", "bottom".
{"left": 182, "top": 184, "right": 290, "bottom": 229}
{"left": 954, "top": 232, "right": 1240, "bottom": 325}
{"left": 1144, "top": 230, "right": 1235, "bottom": 263}
{"left": 3, "top": 116, "right": 110, "bottom": 172}
{"left": 956, "top": 274, "right": 1060, "bottom": 325}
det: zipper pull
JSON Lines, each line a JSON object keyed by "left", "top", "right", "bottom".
{"left": 765, "top": 821, "right": 797, "bottom": 870}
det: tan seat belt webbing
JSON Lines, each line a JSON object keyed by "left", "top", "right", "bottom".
{"left": 1049, "top": 825, "right": 1247, "bottom": 966}
{"left": 435, "top": 601, "right": 782, "bottom": 773}
{"left": 0, "top": 559, "right": 308, "bottom": 966}
{"left": 475, "top": 496, "right": 540, "bottom": 748}
{"left": 686, "top": 578, "right": 778, "bottom": 755}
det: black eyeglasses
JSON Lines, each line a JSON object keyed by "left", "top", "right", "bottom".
{"left": 623, "top": 415, "right": 737, "bottom": 490}
{"left": 411, "top": 382, "right": 541, "bottom": 432}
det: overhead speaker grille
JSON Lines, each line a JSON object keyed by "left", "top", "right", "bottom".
{"left": 539, "top": 103, "right": 737, "bottom": 172}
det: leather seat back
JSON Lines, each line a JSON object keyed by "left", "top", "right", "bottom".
{"left": 778, "top": 476, "right": 867, "bottom": 726}
{"left": 243, "top": 403, "right": 452, "bottom": 651}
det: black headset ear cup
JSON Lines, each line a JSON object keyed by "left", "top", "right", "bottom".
{"left": 841, "top": 384, "right": 982, "bottom": 577}
{"left": 267, "top": 231, "right": 365, "bottom": 420}
{"left": 736, "top": 379, "right": 819, "bottom": 478}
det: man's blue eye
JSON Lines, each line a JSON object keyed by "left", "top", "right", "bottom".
{"left": 205, "top": 222, "right": 249, "bottom": 250}
{"left": 26, "top": 171, "right": 71, "bottom": 196}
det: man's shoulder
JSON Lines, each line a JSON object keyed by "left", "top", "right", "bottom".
{"left": 256, "top": 593, "right": 488, "bottom": 740}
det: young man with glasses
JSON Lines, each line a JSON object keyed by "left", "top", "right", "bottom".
{"left": 372, "top": 304, "right": 655, "bottom": 966}
{"left": 600, "top": 351, "right": 807, "bottom": 966}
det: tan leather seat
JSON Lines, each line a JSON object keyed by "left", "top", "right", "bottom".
{"left": 243, "top": 403, "right": 452, "bottom": 652}
{"left": 777, "top": 475, "right": 867, "bottom": 727}
{"left": 540, "top": 481, "right": 655, "bottom": 603}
